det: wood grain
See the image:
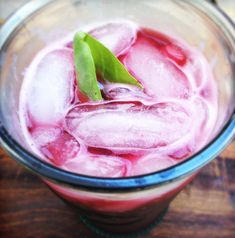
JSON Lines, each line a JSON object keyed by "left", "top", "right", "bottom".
{"left": 0, "top": 141, "right": 234, "bottom": 238}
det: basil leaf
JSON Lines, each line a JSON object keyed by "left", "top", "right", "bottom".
{"left": 85, "top": 33, "right": 142, "bottom": 88}
{"left": 73, "top": 32, "right": 102, "bottom": 101}
{"left": 73, "top": 31, "right": 143, "bottom": 101}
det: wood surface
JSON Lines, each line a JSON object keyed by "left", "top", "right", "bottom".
{"left": 0, "top": 141, "right": 234, "bottom": 238}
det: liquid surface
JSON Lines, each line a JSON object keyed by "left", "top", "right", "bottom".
{"left": 20, "top": 21, "right": 218, "bottom": 177}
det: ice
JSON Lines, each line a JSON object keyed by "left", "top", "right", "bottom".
{"left": 89, "top": 22, "right": 137, "bottom": 56}
{"left": 132, "top": 154, "right": 176, "bottom": 175}
{"left": 122, "top": 38, "right": 191, "bottom": 99}
{"left": 63, "top": 155, "right": 132, "bottom": 177}
{"left": 166, "top": 98, "right": 209, "bottom": 159}
{"left": 102, "top": 83, "right": 149, "bottom": 100}
{"left": 27, "top": 49, "right": 75, "bottom": 124}
{"left": 163, "top": 43, "right": 187, "bottom": 66}
{"left": 31, "top": 126, "right": 61, "bottom": 147}
{"left": 66, "top": 101, "right": 191, "bottom": 151}
{"left": 191, "top": 99, "right": 210, "bottom": 147}
{"left": 31, "top": 126, "right": 80, "bottom": 166}
{"left": 167, "top": 145, "right": 192, "bottom": 160}
{"left": 184, "top": 49, "right": 211, "bottom": 88}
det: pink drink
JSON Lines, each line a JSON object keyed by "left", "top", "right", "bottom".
{"left": 19, "top": 21, "right": 218, "bottom": 233}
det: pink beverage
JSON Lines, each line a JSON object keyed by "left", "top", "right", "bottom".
{"left": 19, "top": 21, "right": 217, "bottom": 234}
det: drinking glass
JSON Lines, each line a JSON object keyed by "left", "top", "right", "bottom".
{"left": 0, "top": 0, "right": 234, "bottom": 237}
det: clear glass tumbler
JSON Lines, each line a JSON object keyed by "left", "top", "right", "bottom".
{"left": 0, "top": 0, "right": 235, "bottom": 237}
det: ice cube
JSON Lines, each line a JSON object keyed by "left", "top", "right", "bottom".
{"left": 31, "top": 126, "right": 80, "bottom": 166}
{"left": 27, "top": 49, "right": 75, "bottom": 124}
{"left": 89, "top": 22, "right": 137, "bottom": 56}
{"left": 166, "top": 98, "right": 209, "bottom": 158}
{"left": 163, "top": 43, "right": 187, "bottom": 66}
{"left": 132, "top": 154, "right": 176, "bottom": 175}
{"left": 63, "top": 155, "right": 132, "bottom": 177}
{"left": 66, "top": 101, "right": 191, "bottom": 151}
{"left": 122, "top": 38, "right": 191, "bottom": 99}
{"left": 191, "top": 98, "right": 210, "bottom": 147}
{"left": 102, "top": 83, "right": 149, "bottom": 100}
{"left": 168, "top": 145, "right": 192, "bottom": 160}
{"left": 31, "top": 126, "right": 61, "bottom": 147}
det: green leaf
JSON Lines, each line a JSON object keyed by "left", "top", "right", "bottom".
{"left": 73, "top": 31, "right": 142, "bottom": 101}
{"left": 73, "top": 32, "right": 102, "bottom": 101}
{"left": 85, "top": 33, "right": 142, "bottom": 88}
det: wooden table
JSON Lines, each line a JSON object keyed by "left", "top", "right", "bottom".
{"left": 0, "top": 141, "right": 235, "bottom": 238}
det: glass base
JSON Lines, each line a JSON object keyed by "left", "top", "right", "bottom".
{"left": 79, "top": 207, "right": 168, "bottom": 238}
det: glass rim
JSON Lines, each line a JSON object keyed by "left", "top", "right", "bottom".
{"left": 0, "top": 0, "right": 235, "bottom": 192}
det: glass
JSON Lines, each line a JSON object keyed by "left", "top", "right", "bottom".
{"left": 0, "top": 0, "right": 235, "bottom": 236}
